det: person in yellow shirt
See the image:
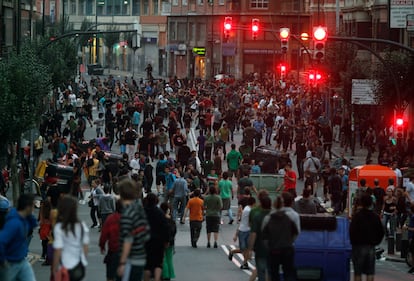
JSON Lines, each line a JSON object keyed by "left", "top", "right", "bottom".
{"left": 87, "top": 153, "right": 100, "bottom": 186}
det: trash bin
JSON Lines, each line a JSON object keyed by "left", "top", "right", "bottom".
{"left": 250, "top": 146, "right": 282, "bottom": 173}
{"left": 295, "top": 216, "right": 351, "bottom": 281}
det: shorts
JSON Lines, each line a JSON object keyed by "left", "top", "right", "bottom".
{"left": 352, "top": 244, "right": 376, "bottom": 275}
{"left": 156, "top": 175, "right": 166, "bottom": 185}
{"left": 228, "top": 169, "right": 238, "bottom": 178}
{"left": 221, "top": 198, "right": 231, "bottom": 210}
{"left": 206, "top": 216, "right": 220, "bottom": 233}
{"left": 104, "top": 252, "right": 119, "bottom": 280}
{"left": 238, "top": 230, "right": 250, "bottom": 251}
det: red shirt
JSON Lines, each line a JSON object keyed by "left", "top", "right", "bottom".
{"left": 99, "top": 212, "right": 120, "bottom": 253}
{"left": 284, "top": 170, "right": 297, "bottom": 190}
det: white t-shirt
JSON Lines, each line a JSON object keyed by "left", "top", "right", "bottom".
{"left": 239, "top": 205, "right": 251, "bottom": 232}
{"left": 53, "top": 222, "right": 89, "bottom": 269}
{"left": 406, "top": 181, "right": 414, "bottom": 202}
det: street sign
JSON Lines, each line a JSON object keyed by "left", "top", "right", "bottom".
{"left": 192, "top": 47, "right": 206, "bottom": 56}
{"left": 390, "top": 0, "right": 414, "bottom": 28}
{"left": 351, "top": 79, "right": 378, "bottom": 105}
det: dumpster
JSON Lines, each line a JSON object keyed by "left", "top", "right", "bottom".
{"left": 348, "top": 164, "right": 396, "bottom": 217}
{"left": 295, "top": 215, "right": 351, "bottom": 281}
{"left": 249, "top": 173, "right": 283, "bottom": 199}
{"left": 250, "top": 146, "right": 282, "bottom": 173}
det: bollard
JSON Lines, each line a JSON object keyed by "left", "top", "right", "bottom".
{"left": 387, "top": 236, "right": 395, "bottom": 255}
{"left": 396, "top": 232, "right": 402, "bottom": 252}
{"left": 401, "top": 227, "right": 409, "bottom": 259}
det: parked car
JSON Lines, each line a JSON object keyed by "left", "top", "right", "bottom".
{"left": 87, "top": 63, "right": 104, "bottom": 75}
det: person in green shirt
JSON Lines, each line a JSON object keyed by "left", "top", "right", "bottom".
{"left": 204, "top": 186, "right": 223, "bottom": 248}
{"left": 227, "top": 143, "right": 243, "bottom": 180}
{"left": 218, "top": 172, "right": 234, "bottom": 224}
{"left": 248, "top": 191, "right": 272, "bottom": 281}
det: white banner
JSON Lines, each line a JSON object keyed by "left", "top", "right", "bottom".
{"left": 390, "top": 0, "right": 414, "bottom": 28}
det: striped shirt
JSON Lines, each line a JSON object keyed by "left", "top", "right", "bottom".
{"left": 119, "top": 200, "right": 150, "bottom": 266}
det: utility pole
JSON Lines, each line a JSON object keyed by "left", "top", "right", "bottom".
{"left": 42, "top": 0, "right": 45, "bottom": 36}
{"left": 95, "top": 0, "right": 99, "bottom": 64}
{"left": 61, "top": 0, "right": 65, "bottom": 34}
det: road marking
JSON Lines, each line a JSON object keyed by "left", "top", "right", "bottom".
{"left": 221, "top": 244, "right": 254, "bottom": 276}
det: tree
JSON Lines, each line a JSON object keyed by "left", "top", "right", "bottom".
{"left": 102, "top": 26, "right": 120, "bottom": 68}
{"left": 0, "top": 46, "right": 52, "bottom": 204}
{"left": 373, "top": 51, "right": 414, "bottom": 111}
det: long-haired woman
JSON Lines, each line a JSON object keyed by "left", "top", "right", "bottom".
{"left": 52, "top": 195, "right": 89, "bottom": 281}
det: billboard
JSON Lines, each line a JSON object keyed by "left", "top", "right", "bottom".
{"left": 390, "top": 0, "right": 414, "bottom": 28}
{"left": 351, "top": 79, "right": 378, "bottom": 105}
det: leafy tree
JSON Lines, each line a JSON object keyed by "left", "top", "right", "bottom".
{"left": 102, "top": 26, "right": 120, "bottom": 68}
{"left": 373, "top": 51, "right": 414, "bottom": 111}
{"left": 0, "top": 46, "right": 52, "bottom": 204}
{"left": 324, "top": 40, "right": 358, "bottom": 86}
{"left": 34, "top": 37, "right": 78, "bottom": 88}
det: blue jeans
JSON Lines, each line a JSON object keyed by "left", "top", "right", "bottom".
{"left": 172, "top": 196, "right": 187, "bottom": 221}
{"left": 0, "top": 259, "right": 36, "bottom": 281}
{"left": 117, "top": 263, "right": 144, "bottom": 281}
{"left": 265, "top": 127, "right": 273, "bottom": 145}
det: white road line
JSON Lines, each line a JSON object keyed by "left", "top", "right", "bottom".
{"left": 221, "top": 244, "right": 255, "bottom": 276}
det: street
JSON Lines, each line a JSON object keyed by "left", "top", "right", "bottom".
{"left": 19, "top": 71, "right": 414, "bottom": 281}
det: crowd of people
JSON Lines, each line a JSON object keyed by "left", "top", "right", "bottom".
{"left": 2, "top": 70, "right": 414, "bottom": 281}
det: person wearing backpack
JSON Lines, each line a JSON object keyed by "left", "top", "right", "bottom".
{"left": 262, "top": 192, "right": 300, "bottom": 281}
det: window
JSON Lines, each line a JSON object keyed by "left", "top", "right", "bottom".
{"left": 169, "top": 22, "right": 176, "bottom": 40}
{"left": 143, "top": 0, "right": 149, "bottom": 15}
{"left": 177, "top": 22, "right": 187, "bottom": 41}
{"left": 250, "top": 0, "right": 268, "bottom": 8}
{"left": 79, "top": 0, "right": 86, "bottom": 15}
{"left": 218, "top": 0, "right": 224, "bottom": 5}
{"left": 172, "top": 0, "right": 178, "bottom": 6}
{"left": 153, "top": 0, "right": 159, "bottom": 15}
{"left": 132, "top": 0, "right": 140, "bottom": 15}
{"left": 197, "top": 23, "right": 206, "bottom": 41}
{"left": 70, "top": 0, "right": 76, "bottom": 14}
{"left": 86, "top": 0, "right": 93, "bottom": 15}
{"left": 183, "top": 0, "right": 188, "bottom": 5}
{"left": 197, "top": 0, "right": 204, "bottom": 5}
{"left": 122, "top": 0, "right": 130, "bottom": 15}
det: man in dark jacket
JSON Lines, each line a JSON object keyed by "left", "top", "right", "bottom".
{"left": 349, "top": 193, "right": 384, "bottom": 281}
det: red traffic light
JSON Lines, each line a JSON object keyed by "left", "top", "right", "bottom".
{"left": 316, "top": 73, "right": 322, "bottom": 80}
{"left": 313, "top": 26, "right": 327, "bottom": 41}
{"left": 281, "top": 65, "right": 286, "bottom": 72}
{"left": 224, "top": 17, "right": 232, "bottom": 31}
{"left": 252, "top": 19, "right": 259, "bottom": 33}
{"left": 396, "top": 118, "right": 404, "bottom": 126}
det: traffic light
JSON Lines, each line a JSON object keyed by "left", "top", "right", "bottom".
{"left": 252, "top": 18, "right": 259, "bottom": 40}
{"left": 308, "top": 70, "right": 315, "bottom": 83}
{"left": 224, "top": 17, "right": 232, "bottom": 39}
{"left": 396, "top": 117, "right": 404, "bottom": 138}
{"left": 280, "top": 64, "right": 287, "bottom": 78}
{"left": 280, "top": 28, "right": 290, "bottom": 53}
{"left": 308, "top": 70, "right": 322, "bottom": 85}
{"left": 312, "top": 26, "right": 327, "bottom": 61}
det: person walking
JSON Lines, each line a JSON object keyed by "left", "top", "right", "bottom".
{"left": 171, "top": 171, "right": 189, "bottom": 224}
{"left": 52, "top": 195, "right": 89, "bottom": 281}
{"left": 226, "top": 143, "right": 243, "bottom": 180}
{"left": 183, "top": 189, "right": 204, "bottom": 248}
{"left": 218, "top": 172, "right": 234, "bottom": 224}
{"left": 349, "top": 193, "right": 384, "bottom": 281}
{"left": 89, "top": 179, "right": 103, "bottom": 229}
{"left": 160, "top": 202, "right": 176, "bottom": 280}
{"left": 0, "top": 194, "right": 38, "bottom": 281}
{"left": 204, "top": 186, "right": 223, "bottom": 248}
{"left": 98, "top": 184, "right": 116, "bottom": 226}
{"left": 117, "top": 179, "right": 150, "bottom": 281}
{"left": 228, "top": 197, "right": 255, "bottom": 270}
{"left": 262, "top": 192, "right": 301, "bottom": 281}
{"left": 143, "top": 193, "right": 169, "bottom": 281}
{"left": 99, "top": 201, "right": 121, "bottom": 281}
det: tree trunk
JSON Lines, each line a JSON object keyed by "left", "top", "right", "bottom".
{"left": 10, "top": 143, "right": 19, "bottom": 206}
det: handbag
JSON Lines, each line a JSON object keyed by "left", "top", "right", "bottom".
{"left": 68, "top": 261, "right": 85, "bottom": 281}
{"left": 88, "top": 198, "right": 94, "bottom": 207}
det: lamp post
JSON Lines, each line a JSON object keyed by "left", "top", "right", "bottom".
{"left": 95, "top": 0, "right": 99, "bottom": 63}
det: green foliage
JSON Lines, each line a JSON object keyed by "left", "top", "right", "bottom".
{"left": 373, "top": 51, "right": 414, "bottom": 110}
{"left": 0, "top": 47, "right": 51, "bottom": 146}
{"left": 33, "top": 36, "right": 78, "bottom": 88}
{"left": 324, "top": 40, "right": 358, "bottom": 86}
